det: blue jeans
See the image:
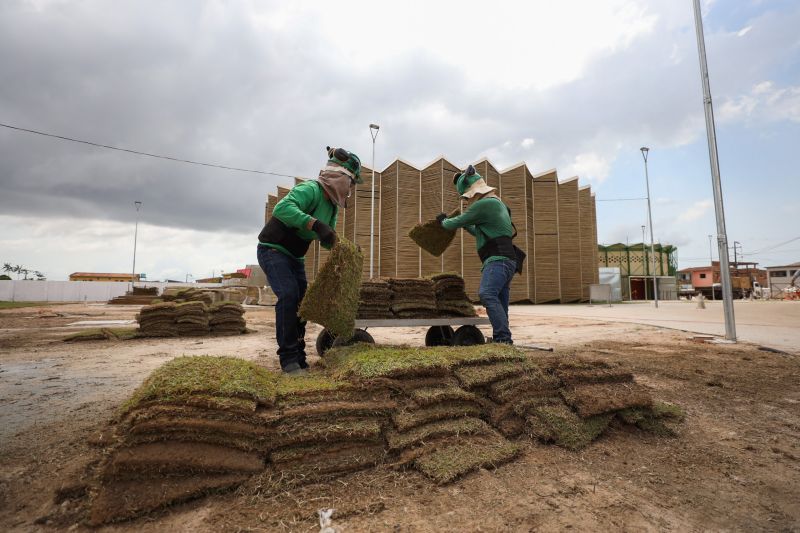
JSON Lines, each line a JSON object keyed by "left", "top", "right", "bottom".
{"left": 479, "top": 259, "right": 515, "bottom": 343}
{"left": 257, "top": 246, "right": 308, "bottom": 370}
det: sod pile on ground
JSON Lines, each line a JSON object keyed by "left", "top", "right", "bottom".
{"left": 209, "top": 302, "right": 246, "bottom": 335}
{"left": 430, "top": 273, "right": 476, "bottom": 316}
{"left": 136, "top": 303, "right": 178, "bottom": 337}
{"left": 161, "top": 287, "right": 216, "bottom": 305}
{"left": 175, "top": 301, "right": 209, "bottom": 336}
{"left": 408, "top": 209, "right": 460, "bottom": 257}
{"left": 299, "top": 237, "right": 363, "bottom": 338}
{"left": 389, "top": 278, "right": 438, "bottom": 318}
{"left": 84, "top": 347, "right": 683, "bottom": 524}
{"left": 356, "top": 279, "right": 393, "bottom": 319}
{"left": 64, "top": 327, "right": 139, "bottom": 342}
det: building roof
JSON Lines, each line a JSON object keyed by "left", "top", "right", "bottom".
{"left": 766, "top": 262, "right": 800, "bottom": 269}
{"left": 69, "top": 272, "right": 138, "bottom": 278}
{"left": 677, "top": 266, "right": 713, "bottom": 273}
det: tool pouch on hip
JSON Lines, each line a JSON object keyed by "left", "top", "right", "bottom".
{"left": 258, "top": 217, "right": 312, "bottom": 257}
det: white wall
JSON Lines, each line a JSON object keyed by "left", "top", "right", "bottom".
{"left": 0, "top": 281, "right": 223, "bottom": 302}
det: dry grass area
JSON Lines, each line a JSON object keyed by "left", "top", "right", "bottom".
{"left": 1, "top": 302, "right": 798, "bottom": 531}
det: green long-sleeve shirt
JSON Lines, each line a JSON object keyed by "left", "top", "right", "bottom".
{"left": 441, "top": 197, "right": 515, "bottom": 268}
{"left": 260, "top": 181, "right": 338, "bottom": 261}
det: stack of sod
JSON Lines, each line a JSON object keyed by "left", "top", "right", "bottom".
{"left": 88, "top": 356, "right": 278, "bottom": 525}
{"left": 264, "top": 376, "right": 395, "bottom": 486}
{"left": 136, "top": 302, "right": 178, "bottom": 337}
{"left": 209, "top": 302, "right": 246, "bottom": 335}
{"left": 430, "top": 273, "right": 477, "bottom": 316}
{"left": 324, "top": 344, "right": 523, "bottom": 483}
{"left": 174, "top": 301, "right": 210, "bottom": 336}
{"left": 356, "top": 279, "right": 393, "bottom": 319}
{"left": 408, "top": 209, "right": 460, "bottom": 257}
{"left": 299, "top": 237, "right": 364, "bottom": 339}
{"left": 86, "top": 347, "right": 684, "bottom": 524}
{"left": 389, "top": 278, "right": 437, "bottom": 318}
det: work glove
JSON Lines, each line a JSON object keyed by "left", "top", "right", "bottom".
{"left": 312, "top": 220, "right": 337, "bottom": 248}
{"left": 435, "top": 213, "right": 448, "bottom": 226}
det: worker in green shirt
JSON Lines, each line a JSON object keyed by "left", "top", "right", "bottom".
{"left": 437, "top": 165, "right": 522, "bottom": 344}
{"left": 257, "top": 147, "right": 362, "bottom": 375}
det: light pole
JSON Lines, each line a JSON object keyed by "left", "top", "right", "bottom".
{"left": 640, "top": 147, "right": 658, "bottom": 308}
{"left": 708, "top": 234, "right": 715, "bottom": 300}
{"left": 641, "top": 225, "right": 647, "bottom": 300}
{"left": 369, "top": 123, "right": 380, "bottom": 279}
{"left": 131, "top": 201, "right": 142, "bottom": 291}
{"left": 692, "top": 0, "right": 736, "bottom": 340}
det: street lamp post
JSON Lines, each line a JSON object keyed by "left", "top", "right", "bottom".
{"left": 708, "top": 234, "right": 715, "bottom": 300}
{"left": 692, "top": 0, "right": 736, "bottom": 341}
{"left": 131, "top": 201, "right": 142, "bottom": 291}
{"left": 641, "top": 225, "right": 646, "bottom": 300}
{"left": 640, "top": 147, "right": 658, "bottom": 308}
{"left": 369, "top": 124, "right": 380, "bottom": 279}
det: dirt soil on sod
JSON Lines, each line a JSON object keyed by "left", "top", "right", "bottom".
{"left": 3, "top": 301, "right": 800, "bottom": 531}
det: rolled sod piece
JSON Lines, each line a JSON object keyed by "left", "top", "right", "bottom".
{"left": 408, "top": 209, "right": 460, "bottom": 257}
{"left": 299, "top": 237, "right": 364, "bottom": 340}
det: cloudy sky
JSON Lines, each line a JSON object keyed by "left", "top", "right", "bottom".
{"left": 1, "top": 0, "right": 798, "bottom": 281}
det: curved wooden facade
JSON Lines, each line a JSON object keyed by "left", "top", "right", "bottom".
{"left": 264, "top": 158, "right": 598, "bottom": 303}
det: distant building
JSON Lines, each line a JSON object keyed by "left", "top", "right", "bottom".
{"left": 677, "top": 261, "right": 767, "bottom": 298}
{"left": 597, "top": 243, "right": 677, "bottom": 300}
{"left": 765, "top": 262, "right": 800, "bottom": 293}
{"left": 69, "top": 272, "right": 141, "bottom": 282}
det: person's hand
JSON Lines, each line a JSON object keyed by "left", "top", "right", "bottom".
{"left": 435, "top": 213, "right": 447, "bottom": 226}
{"left": 312, "top": 220, "right": 337, "bottom": 247}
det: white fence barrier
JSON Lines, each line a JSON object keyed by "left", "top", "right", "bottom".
{"left": 0, "top": 281, "right": 224, "bottom": 302}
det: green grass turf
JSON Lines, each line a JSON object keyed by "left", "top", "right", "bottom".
{"left": 299, "top": 237, "right": 363, "bottom": 339}
{"left": 324, "top": 343, "right": 525, "bottom": 380}
{"left": 64, "top": 327, "right": 140, "bottom": 342}
{"left": 413, "top": 435, "right": 521, "bottom": 484}
{"left": 120, "top": 356, "right": 280, "bottom": 415}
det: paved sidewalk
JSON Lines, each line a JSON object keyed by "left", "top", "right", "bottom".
{"left": 510, "top": 300, "right": 800, "bottom": 354}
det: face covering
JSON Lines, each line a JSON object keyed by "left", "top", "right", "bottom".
{"left": 317, "top": 169, "right": 354, "bottom": 208}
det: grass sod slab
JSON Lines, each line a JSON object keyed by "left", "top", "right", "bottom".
{"left": 88, "top": 473, "right": 249, "bottom": 526}
{"left": 119, "top": 356, "right": 280, "bottom": 416}
{"left": 617, "top": 402, "right": 686, "bottom": 436}
{"left": 324, "top": 344, "right": 525, "bottom": 381}
{"left": 63, "top": 327, "right": 139, "bottom": 342}
{"left": 561, "top": 382, "right": 653, "bottom": 417}
{"left": 125, "top": 395, "right": 259, "bottom": 419}
{"left": 487, "top": 372, "right": 561, "bottom": 403}
{"left": 409, "top": 385, "right": 483, "bottom": 407}
{"left": 104, "top": 441, "right": 264, "bottom": 477}
{"left": 555, "top": 367, "right": 634, "bottom": 386}
{"left": 413, "top": 434, "right": 522, "bottom": 484}
{"left": 525, "top": 403, "right": 614, "bottom": 450}
{"left": 454, "top": 360, "right": 538, "bottom": 389}
{"left": 392, "top": 401, "right": 486, "bottom": 432}
{"left": 270, "top": 418, "right": 384, "bottom": 448}
{"left": 123, "top": 431, "right": 267, "bottom": 454}
{"left": 407, "top": 210, "right": 460, "bottom": 257}
{"left": 386, "top": 417, "right": 494, "bottom": 451}
{"left": 299, "top": 238, "right": 363, "bottom": 339}
{"left": 269, "top": 441, "right": 385, "bottom": 463}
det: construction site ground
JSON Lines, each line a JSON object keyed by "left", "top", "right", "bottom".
{"left": 1, "top": 300, "right": 798, "bottom": 531}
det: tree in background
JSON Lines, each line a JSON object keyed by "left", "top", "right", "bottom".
{"left": 1, "top": 263, "right": 46, "bottom": 280}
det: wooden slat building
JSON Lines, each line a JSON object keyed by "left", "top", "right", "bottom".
{"left": 263, "top": 158, "right": 599, "bottom": 303}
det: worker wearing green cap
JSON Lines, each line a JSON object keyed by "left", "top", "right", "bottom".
{"left": 437, "top": 165, "right": 521, "bottom": 344}
{"left": 257, "top": 146, "right": 362, "bottom": 375}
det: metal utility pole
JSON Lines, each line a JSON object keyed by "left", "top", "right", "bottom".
{"left": 641, "top": 225, "right": 647, "bottom": 300}
{"left": 692, "top": 0, "right": 736, "bottom": 341}
{"left": 131, "top": 201, "right": 142, "bottom": 291}
{"left": 640, "top": 147, "right": 658, "bottom": 308}
{"left": 369, "top": 124, "right": 380, "bottom": 279}
{"left": 708, "top": 234, "right": 715, "bottom": 300}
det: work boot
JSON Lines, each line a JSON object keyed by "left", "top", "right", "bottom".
{"left": 282, "top": 362, "right": 308, "bottom": 376}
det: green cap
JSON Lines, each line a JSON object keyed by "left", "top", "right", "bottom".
{"left": 455, "top": 170, "right": 483, "bottom": 196}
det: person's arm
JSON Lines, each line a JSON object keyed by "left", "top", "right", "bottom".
{"left": 441, "top": 204, "right": 484, "bottom": 231}
{"left": 464, "top": 225, "right": 477, "bottom": 236}
{"left": 272, "top": 183, "right": 318, "bottom": 230}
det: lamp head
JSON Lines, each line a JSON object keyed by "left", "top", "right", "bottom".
{"left": 134, "top": 201, "right": 142, "bottom": 209}
{"left": 369, "top": 123, "right": 380, "bottom": 130}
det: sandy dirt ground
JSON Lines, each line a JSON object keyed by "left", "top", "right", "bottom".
{"left": 1, "top": 302, "right": 798, "bottom": 532}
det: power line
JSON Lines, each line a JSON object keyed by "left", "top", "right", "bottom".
{"left": 0, "top": 121, "right": 297, "bottom": 179}
{"left": 742, "top": 235, "right": 800, "bottom": 255}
